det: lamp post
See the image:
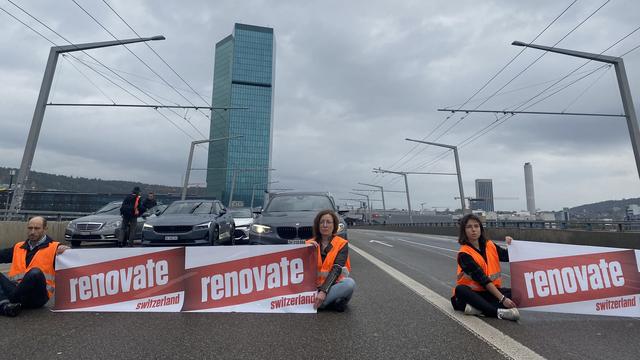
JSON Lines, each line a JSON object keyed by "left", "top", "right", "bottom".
{"left": 512, "top": 40, "right": 640, "bottom": 181}
{"left": 405, "top": 138, "right": 468, "bottom": 214}
{"left": 251, "top": 181, "right": 279, "bottom": 209}
{"left": 181, "top": 135, "right": 243, "bottom": 200}
{"left": 358, "top": 182, "right": 387, "bottom": 222}
{"left": 349, "top": 192, "right": 371, "bottom": 223}
{"left": 3, "top": 169, "right": 16, "bottom": 220}
{"left": 8, "top": 35, "right": 166, "bottom": 218}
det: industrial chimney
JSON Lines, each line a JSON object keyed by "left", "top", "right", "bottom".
{"left": 524, "top": 162, "right": 536, "bottom": 214}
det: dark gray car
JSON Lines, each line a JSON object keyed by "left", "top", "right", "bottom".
{"left": 249, "top": 192, "right": 348, "bottom": 245}
{"left": 141, "top": 200, "right": 235, "bottom": 246}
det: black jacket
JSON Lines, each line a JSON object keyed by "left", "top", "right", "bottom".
{"left": 120, "top": 193, "right": 145, "bottom": 219}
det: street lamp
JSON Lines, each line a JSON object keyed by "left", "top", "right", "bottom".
{"left": 405, "top": 138, "right": 468, "bottom": 214}
{"left": 8, "top": 35, "right": 166, "bottom": 218}
{"left": 511, "top": 41, "right": 640, "bottom": 181}
{"left": 358, "top": 182, "right": 387, "bottom": 222}
{"left": 181, "top": 135, "right": 243, "bottom": 200}
{"left": 349, "top": 192, "right": 371, "bottom": 223}
{"left": 251, "top": 180, "right": 279, "bottom": 209}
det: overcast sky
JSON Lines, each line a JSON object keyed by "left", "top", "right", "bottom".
{"left": 1, "top": 0, "right": 639, "bottom": 212}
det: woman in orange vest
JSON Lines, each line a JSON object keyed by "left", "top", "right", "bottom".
{"left": 306, "top": 209, "right": 355, "bottom": 312}
{"left": 450, "top": 214, "right": 520, "bottom": 321}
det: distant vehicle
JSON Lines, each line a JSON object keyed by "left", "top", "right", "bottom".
{"left": 64, "top": 201, "right": 166, "bottom": 247}
{"left": 249, "top": 192, "right": 348, "bottom": 245}
{"left": 141, "top": 199, "right": 234, "bottom": 246}
{"left": 229, "top": 207, "right": 254, "bottom": 244}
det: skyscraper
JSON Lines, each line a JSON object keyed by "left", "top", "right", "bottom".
{"left": 524, "top": 162, "right": 536, "bottom": 214}
{"left": 474, "top": 179, "right": 494, "bottom": 212}
{"left": 207, "top": 24, "right": 275, "bottom": 207}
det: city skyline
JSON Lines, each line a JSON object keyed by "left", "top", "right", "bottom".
{"left": 0, "top": 1, "right": 638, "bottom": 212}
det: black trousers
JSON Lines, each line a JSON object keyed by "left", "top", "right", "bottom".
{"left": 120, "top": 217, "right": 138, "bottom": 247}
{"left": 0, "top": 268, "right": 49, "bottom": 309}
{"left": 451, "top": 285, "right": 511, "bottom": 318}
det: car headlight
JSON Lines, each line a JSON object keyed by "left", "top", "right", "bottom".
{"left": 104, "top": 220, "right": 121, "bottom": 230}
{"left": 338, "top": 222, "right": 346, "bottom": 233}
{"left": 66, "top": 222, "right": 75, "bottom": 230}
{"left": 195, "top": 222, "right": 211, "bottom": 230}
{"left": 250, "top": 224, "right": 272, "bottom": 234}
{"left": 143, "top": 223, "right": 154, "bottom": 230}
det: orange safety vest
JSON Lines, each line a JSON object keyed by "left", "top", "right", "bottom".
{"left": 133, "top": 195, "right": 141, "bottom": 216}
{"left": 8, "top": 240, "right": 58, "bottom": 298}
{"left": 454, "top": 240, "right": 502, "bottom": 294}
{"left": 306, "top": 236, "right": 352, "bottom": 287}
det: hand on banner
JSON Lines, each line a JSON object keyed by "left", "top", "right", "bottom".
{"left": 57, "top": 245, "right": 70, "bottom": 255}
{"left": 502, "top": 297, "right": 516, "bottom": 309}
{"left": 505, "top": 236, "right": 513, "bottom": 245}
{"left": 314, "top": 290, "right": 326, "bottom": 309}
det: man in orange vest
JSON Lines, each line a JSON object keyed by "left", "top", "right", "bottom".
{"left": 119, "top": 186, "right": 145, "bottom": 247}
{"left": 0, "top": 216, "right": 69, "bottom": 317}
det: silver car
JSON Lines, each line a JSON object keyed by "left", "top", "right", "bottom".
{"left": 64, "top": 201, "right": 164, "bottom": 247}
{"left": 229, "top": 207, "right": 254, "bottom": 244}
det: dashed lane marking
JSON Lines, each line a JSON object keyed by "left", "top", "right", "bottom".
{"left": 350, "top": 244, "right": 545, "bottom": 360}
{"left": 369, "top": 240, "right": 393, "bottom": 247}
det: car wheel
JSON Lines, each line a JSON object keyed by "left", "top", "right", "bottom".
{"left": 210, "top": 226, "right": 219, "bottom": 246}
{"left": 71, "top": 240, "right": 81, "bottom": 248}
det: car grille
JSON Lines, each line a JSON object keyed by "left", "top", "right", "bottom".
{"left": 75, "top": 223, "right": 103, "bottom": 231}
{"left": 276, "top": 226, "right": 313, "bottom": 240}
{"left": 234, "top": 229, "right": 247, "bottom": 238}
{"left": 153, "top": 225, "right": 193, "bottom": 234}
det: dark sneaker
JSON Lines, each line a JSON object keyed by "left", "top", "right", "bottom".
{"left": 333, "top": 298, "right": 347, "bottom": 312}
{"left": 2, "top": 303, "right": 22, "bottom": 317}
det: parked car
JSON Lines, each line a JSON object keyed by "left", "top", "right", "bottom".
{"left": 249, "top": 192, "right": 348, "bottom": 245}
{"left": 141, "top": 199, "right": 234, "bottom": 246}
{"left": 64, "top": 201, "right": 166, "bottom": 247}
{"left": 229, "top": 207, "right": 254, "bottom": 244}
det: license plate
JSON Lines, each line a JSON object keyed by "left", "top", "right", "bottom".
{"left": 164, "top": 236, "right": 178, "bottom": 241}
{"left": 287, "top": 239, "right": 305, "bottom": 244}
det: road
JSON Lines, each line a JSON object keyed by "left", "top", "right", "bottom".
{"left": 1, "top": 229, "right": 639, "bottom": 359}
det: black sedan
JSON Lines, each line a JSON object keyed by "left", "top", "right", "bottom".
{"left": 141, "top": 200, "right": 235, "bottom": 246}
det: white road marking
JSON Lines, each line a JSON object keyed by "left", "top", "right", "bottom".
{"left": 369, "top": 240, "right": 393, "bottom": 247}
{"left": 351, "top": 244, "right": 544, "bottom": 360}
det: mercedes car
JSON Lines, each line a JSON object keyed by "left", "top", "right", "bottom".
{"left": 64, "top": 201, "right": 165, "bottom": 247}
{"left": 249, "top": 192, "right": 348, "bottom": 245}
{"left": 141, "top": 199, "right": 235, "bottom": 246}
{"left": 229, "top": 207, "right": 254, "bottom": 244}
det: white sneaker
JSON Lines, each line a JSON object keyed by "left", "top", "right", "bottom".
{"left": 497, "top": 308, "right": 520, "bottom": 321}
{"left": 464, "top": 304, "right": 483, "bottom": 316}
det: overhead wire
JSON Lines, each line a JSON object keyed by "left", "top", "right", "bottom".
{"left": 2, "top": 0, "right": 198, "bottom": 140}
{"left": 70, "top": 0, "right": 207, "bottom": 138}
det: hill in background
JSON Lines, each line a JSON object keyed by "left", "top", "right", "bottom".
{"left": 0, "top": 166, "right": 207, "bottom": 196}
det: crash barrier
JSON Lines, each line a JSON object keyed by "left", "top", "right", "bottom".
{"left": 509, "top": 240, "right": 640, "bottom": 318}
{"left": 0, "top": 221, "right": 68, "bottom": 248}
{"left": 54, "top": 245, "right": 318, "bottom": 313}
{"left": 356, "top": 224, "right": 640, "bottom": 250}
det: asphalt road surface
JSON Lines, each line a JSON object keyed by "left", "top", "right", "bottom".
{"left": 1, "top": 229, "right": 639, "bottom": 359}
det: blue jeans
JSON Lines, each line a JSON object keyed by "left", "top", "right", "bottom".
{"left": 320, "top": 277, "right": 356, "bottom": 309}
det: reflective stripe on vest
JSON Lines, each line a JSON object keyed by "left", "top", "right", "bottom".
{"left": 454, "top": 240, "right": 502, "bottom": 294}
{"left": 306, "top": 236, "right": 352, "bottom": 287}
{"left": 133, "top": 195, "right": 140, "bottom": 216}
{"left": 8, "top": 240, "right": 59, "bottom": 298}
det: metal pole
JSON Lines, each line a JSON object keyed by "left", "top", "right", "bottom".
{"left": 358, "top": 182, "right": 387, "bottom": 222}
{"left": 8, "top": 36, "right": 165, "bottom": 218}
{"left": 228, "top": 170, "right": 237, "bottom": 207}
{"left": 452, "top": 147, "right": 467, "bottom": 213}
{"left": 512, "top": 41, "right": 640, "bottom": 181}
{"left": 182, "top": 141, "right": 197, "bottom": 200}
{"left": 402, "top": 174, "right": 413, "bottom": 224}
{"left": 250, "top": 183, "right": 257, "bottom": 209}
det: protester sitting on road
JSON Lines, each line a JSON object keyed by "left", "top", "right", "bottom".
{"left": 0, "top": 216, "right": 69, "bottom": 317}
{"left": 450, "top": 213, "right": 520, "bottom": 321}
{"left": 306, "top": 209, "right": 355, "bottom": 312}
{"left": 119, "top": 186, "right": 146, "bottom": 247}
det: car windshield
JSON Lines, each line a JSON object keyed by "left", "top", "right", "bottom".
{"left": 230, "top": 208, "right": 252, "bottom": 218}
{"left": 164, "top": 201, "right": 213, "bottom": 215}
{"left": 94, "top": 202, "right": 121, "bottom": 215}
{"left": 265, "top": 195, "right": 334, "bottom": 212}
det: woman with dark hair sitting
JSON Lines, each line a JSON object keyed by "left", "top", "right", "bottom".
{"left": 451, "top": 214, "right": 520, "bottom": 321}
{"left": 306, "top": 209, "right": 355, "bottom": 312}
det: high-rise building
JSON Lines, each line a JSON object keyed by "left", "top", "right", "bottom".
{"left": 524, "top": 162, "right": 536, "bottom": 214}
{"left": 207, "top": 24, "right": 275, "bottom": 207}
{"left": 474, "top": 179, "right": 494, "bottom": 212}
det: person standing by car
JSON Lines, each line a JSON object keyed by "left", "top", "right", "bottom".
{"left": 306, "top": 209, "right": 355, "bottom": 312}
{"left": 0, "top": 216, "right": 69, "bottom": 317}
{"left": 119, "top": 186, "right": 145, "bottom": 247}
{"left": 142, "top": 191, "right": 157, "bottom": 210}
{"left": 450, "top": 214, "right": 520, "bottom": 321}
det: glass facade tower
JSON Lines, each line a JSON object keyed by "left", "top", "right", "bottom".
{"left": 207, "top": 24, "right": 275, "bottom": 207}
{"left": 474, "top": 179, "right": 494, "bottom": 212}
